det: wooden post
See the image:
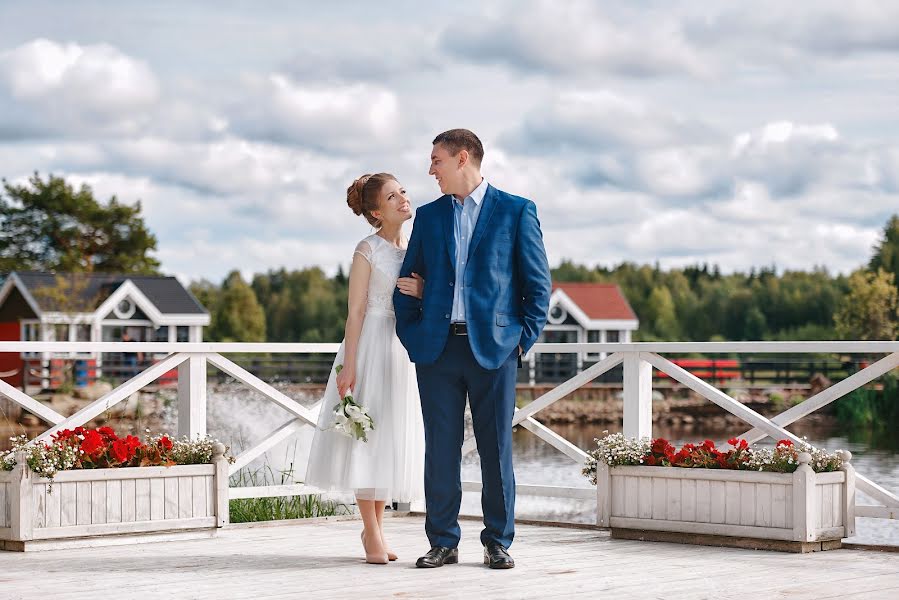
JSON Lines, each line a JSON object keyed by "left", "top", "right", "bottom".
{"left": 10, "top": 451, "right": 33, "bottom": 542}
{"left": 596, "top": 462, "right": 611, "bottom": 527}
{"left": 178, "top": 354, "right": 207, "bottom": 438}
{"left": 841, "top": 450, "right": 856, "bottom": 538}
{"left": 213, "top": 443, "right": 229, "bottom": 528}
{"left": 623, "top": 353, "right": 652, "bottom": 439}
{"left": 792, "top": 452, "right": 815, "bottom": 542}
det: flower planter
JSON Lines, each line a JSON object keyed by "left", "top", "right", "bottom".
{"left": 596, "top": 451, "right": 856, "bottom": 552}
{"left": 0, "top": 445, "right": 229, "bottom": 551}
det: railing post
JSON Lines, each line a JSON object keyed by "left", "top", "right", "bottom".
{"left": 841, "top": 450, "right": 856, "bottom": 537}
{"left": 623, "top": 352, "right": 652, "bottom": 438}
{"left": 178, "top": 353, "right": 207, "bottom": 438}
{"left": 596, "top": 461, "right": 611, "bottom": 527}
{"left": 10, "top": 451, "right": 33, "bottom": 542}
{"left": 792, "top": 452, "right": 815, "bottom": 542}
{"left": 213, "top": 443, "right": 230, "bottom": 527}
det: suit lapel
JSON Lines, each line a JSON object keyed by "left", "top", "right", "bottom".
{"left": 441, "top": 195, "right": 456, "bottom": 273}
{"left": 467, "top": 184, "right": 498, "bottom": 260}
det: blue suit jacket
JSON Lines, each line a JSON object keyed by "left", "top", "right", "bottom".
{"left": 394, "top": 184, "right": 551, "bottom": 370}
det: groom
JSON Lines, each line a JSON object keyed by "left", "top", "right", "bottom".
{"left": 394, "top": 129, "right": 551, "bottom": 569}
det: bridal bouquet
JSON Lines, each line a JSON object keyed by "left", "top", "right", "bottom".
{"left": 330, "top": 364, "right": 375, "bottom": 442}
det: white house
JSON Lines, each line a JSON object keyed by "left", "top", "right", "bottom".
{"left": 533, "top": 282, "right": 639, "bottom": 381}
{"left": 0, "top": 271, "right": 209, "bottom": 390}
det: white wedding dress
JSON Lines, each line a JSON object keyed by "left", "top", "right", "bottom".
{"left": 305, "top": 234, "right": 425, "bottom": 502}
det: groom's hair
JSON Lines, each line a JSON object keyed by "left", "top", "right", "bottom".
{"left": 433, "top": 129, "right": 484, "bottom": 167}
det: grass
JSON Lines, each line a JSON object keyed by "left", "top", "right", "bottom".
{"left": 228, "top": 458, "right": 352, "bottom": 524}
{"left": 833, "top": 372, "right": 899, "bottom": 433}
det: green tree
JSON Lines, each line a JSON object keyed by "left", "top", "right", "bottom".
{"left": 869, "top": 214, "right": 899, "bottom": 287}
{"left": 211, "top": 271, "right": 266, "bottom": 342}
{"left": 834, "top": 269, "right": 899, "bottom": 341}
{"left": 0, "top": 172, "right": 159, "bottom": 273}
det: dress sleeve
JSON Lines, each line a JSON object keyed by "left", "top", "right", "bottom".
{"left": 353, "top": 240, "right": 373, "bottom": 264}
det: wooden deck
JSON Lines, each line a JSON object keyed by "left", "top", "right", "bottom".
{"left": 1, "top": 516, "right": 898, "bottom": 599}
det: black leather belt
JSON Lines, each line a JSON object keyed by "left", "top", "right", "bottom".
{"left": 450, "top": 322, "right": 468, "bottom": 335}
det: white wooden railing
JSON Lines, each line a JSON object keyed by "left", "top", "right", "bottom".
{"left": 1, "top": 341, "right": 898, "bottom": 525}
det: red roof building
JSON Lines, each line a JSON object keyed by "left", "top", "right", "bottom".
{"left": 538, "top": 282, "right": 639, "bottom": 365}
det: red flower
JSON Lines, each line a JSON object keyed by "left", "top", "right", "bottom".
{"left": 53, "top": 429, "right": 75, "bottom": 441}
{"left": 776, "top": 439, "right": 794, "bottom": 448}
{"left": 80, "top": 430, "right": 106, "bottom": 458}
{"left": 98, "top": 426, "right": 118, "bottom": 441}
{"left": 702, "top": 439, "right": 716, "bottom": 451}
{"left": 73, "top": 426, "right": 86, "bottom": 436}
{"left": 111, "top": 439, "right": 131, "bottom": 463}
{"left": 158, "top": 436, "right": 173, "bottom": 450}
{"left": 645, "top": 455, "right": 658, "bottom": 466}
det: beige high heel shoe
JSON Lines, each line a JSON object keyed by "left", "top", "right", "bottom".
{"left": 361, "top": 530, "right": 389, "bottom": 564}
{"left": 380, "top": 528, "right": 398, "bottom": 561}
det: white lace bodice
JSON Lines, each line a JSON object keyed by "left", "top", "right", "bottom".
{"left": 354, "top": 234, "right": 406, "bottom": 314}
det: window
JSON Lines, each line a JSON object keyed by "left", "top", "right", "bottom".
{"left": 152, "top": 326, "right": 169, "bottom": 342}
{"left": 75, "top": 324, "right": 91, "bottom": 342}
{"left": 176, "top": 326, "right": 189, "bottom": 342}
{"left": 607, "top": 330, "right": 620, "bottom": 343}
{"left": 23, "top": 323, "right": 40, "bottom": 341}
{"left": 54, "top": 324, "right": 69, "bottom": 342}
{"left": 548, "top": 304, "right": 566, "bottom": 324}
{"left": 113, "top": 298, "right": 136, "bottom": 319}
{"left": 587, "top": 330, "right": 601, "bottom": 343}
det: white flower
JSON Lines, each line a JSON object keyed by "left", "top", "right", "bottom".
{"left": 345, "top": 404, "right": 364, "bottom": 422}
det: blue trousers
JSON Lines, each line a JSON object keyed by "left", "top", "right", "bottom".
{"left": 416, "top": 334, "right": 517, "bottom": 549}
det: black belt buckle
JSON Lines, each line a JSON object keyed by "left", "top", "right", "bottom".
{"left": 451, "top": 322, "right": 468, "bottom": 335}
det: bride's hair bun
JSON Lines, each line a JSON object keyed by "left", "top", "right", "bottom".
{"left": 347, "top": 174, "right": 372, "bottom": 217}
{"left": 346, "top": 172, "right": 397, "bottom": 228}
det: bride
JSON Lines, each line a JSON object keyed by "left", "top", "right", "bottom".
{"left": 305, "top": 173, "right": 425, "bottom": 564}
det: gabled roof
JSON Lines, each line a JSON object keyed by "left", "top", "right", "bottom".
{"left": 6, "top": 272, "right": 207, "bottom": 315}
{"left": 551, "top": 282, "right": 637, "bottom": 321}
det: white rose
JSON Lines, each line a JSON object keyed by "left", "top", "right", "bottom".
{"left": 345, "top": 404, "right": 364, "bottom": 422}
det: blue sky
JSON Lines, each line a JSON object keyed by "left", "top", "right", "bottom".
{"left": 1, "top": 1, "right": 898, "bottom": 282}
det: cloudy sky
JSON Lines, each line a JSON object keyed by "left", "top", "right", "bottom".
{"left": 1, "top": 0, "right": 898, "bottom": 283}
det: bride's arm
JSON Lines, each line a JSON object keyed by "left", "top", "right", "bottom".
{"left": 336, "top": 252, "right": 371, "bottom": 398}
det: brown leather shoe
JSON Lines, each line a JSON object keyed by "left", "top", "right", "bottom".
{"left": 415, "top": 546, "right": 459, "bottom": 568}
{"left": 483, "top": 542, "right": 515, "bottom": 569}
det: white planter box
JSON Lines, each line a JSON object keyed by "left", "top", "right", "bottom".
{"left": 0, "top": 447, "right": 229, "bottom": 551}
{"left": 596, "top": 451, "right": 855, "bottom": 547}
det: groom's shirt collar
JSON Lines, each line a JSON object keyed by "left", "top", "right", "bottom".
{"left": 453, "top": 178, "right": 488, "bottom": 206}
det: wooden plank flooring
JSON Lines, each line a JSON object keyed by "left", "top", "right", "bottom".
{"left": 0, "top": 516, "right": 897, "bottom": 599}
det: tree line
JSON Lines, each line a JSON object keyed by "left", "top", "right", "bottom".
{"left": 192, "top": 215, "right": 899, "bottom": 344}
{"left": 3, "top": 173, "right": 898, "bottom": 343}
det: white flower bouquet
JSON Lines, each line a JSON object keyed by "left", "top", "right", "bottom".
{"left": 330, "top": 364, "right": 375, "bottom": 442}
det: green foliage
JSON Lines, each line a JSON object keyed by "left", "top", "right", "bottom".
{"left": 0, "top": 172, "right": 159, "bottom": 273}
{"left": 834, "top": 373, "right": 899, "bottom": 430}
{"left": 869, "top": 214, "right": 899, "bottom": 286}
{"left": 550, "top": 260, "right": 848, "bottom": 342}
{"left": 834, "top": 269, "right": 899, "bottom": 341}
{"left": 209, "top": 271, "right": 266, "bottom": 342}
{"left": 228, "top": 463, "right": 349, "bottom": 523}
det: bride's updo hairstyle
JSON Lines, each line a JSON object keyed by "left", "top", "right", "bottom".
{"left": 347, "top": 173, "right": 397, "bottom": 229}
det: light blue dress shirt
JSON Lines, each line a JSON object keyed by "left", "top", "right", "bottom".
{"left": 451, "top": 178, "right": 488, "bottom": 322}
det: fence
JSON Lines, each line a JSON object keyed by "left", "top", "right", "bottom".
{"left": 1, "top": 341, "right": 897, "bottom": 528}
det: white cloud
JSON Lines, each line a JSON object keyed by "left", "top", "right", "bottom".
{"left": 0, "top": 38, "right": 160, "bottom": 137}
{"left": 227, "top": 74, "right": 402, "bottom": 153}
{"left": 444, "top": 0, "right": 710, "bottom": 78}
